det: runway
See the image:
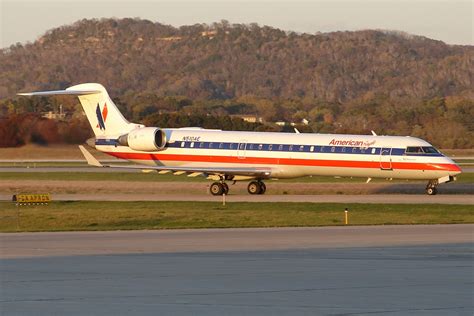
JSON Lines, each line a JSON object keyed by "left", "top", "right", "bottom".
{"left": 1, "top": 225, "right": 473, "bottom": 315}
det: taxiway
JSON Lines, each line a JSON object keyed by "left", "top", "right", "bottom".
{"left": 1, "top": 225, "right": 473, "bottom": 315}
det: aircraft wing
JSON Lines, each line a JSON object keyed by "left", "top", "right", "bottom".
{"left": 79, "top": 146, "right": 272, "bottom": 178}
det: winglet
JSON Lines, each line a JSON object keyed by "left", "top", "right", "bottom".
{"left": 79, "top": 145, "right": 103, "bottom": 167}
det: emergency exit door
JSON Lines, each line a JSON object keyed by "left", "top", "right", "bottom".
{"left": 237, "top": 141, "right": 247, "bottom": 159}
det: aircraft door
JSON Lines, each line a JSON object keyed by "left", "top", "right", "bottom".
{"left": 237, "top": 141, "right": 247, "bottom": 160}
{"left": 380, "top": 147, "right": 392, "bottom": 170}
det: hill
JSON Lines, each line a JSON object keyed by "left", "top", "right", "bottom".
{"left": 0, "top": 18, "right": 473, "bottom": 148}
{"left": 1, "top": 18, "right": 473, "bottom": 101}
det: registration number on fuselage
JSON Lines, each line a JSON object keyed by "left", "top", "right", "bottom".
{"left": 182, "top": 136, "right": 201, "bottom": 142}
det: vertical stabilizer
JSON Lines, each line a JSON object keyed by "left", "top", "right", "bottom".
{"left": 67, "top": 83, "right": 133, "bottom": 137}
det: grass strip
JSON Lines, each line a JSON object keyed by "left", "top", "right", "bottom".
{"left": 0, "top": 201, "right": 472, "bottom": 232}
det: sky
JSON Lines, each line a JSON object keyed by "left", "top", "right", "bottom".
{"left": 1, "top": 0, "right": 472, "bottom": 48}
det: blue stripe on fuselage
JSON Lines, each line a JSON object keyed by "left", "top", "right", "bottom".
{"left": 95, "top": 139, "right": 443, "bottom": 157}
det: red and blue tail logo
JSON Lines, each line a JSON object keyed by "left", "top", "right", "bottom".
{"left": 96, "top": 103, "right": 108, "bottom": 130}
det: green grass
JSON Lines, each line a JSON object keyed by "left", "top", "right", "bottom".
{"left": 0, "top": 201, "right": 472, "bottom": 232}
{"left": 0, "top": 172, "right": 473, "bottom": 183}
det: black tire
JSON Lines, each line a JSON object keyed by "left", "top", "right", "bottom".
{"left": 210, "top": 182, "right": 224, "bottom": 196}
{"left": 258, "top": 182, "right": 266, "bottom": 195}
{"left": 222, "top": 183, "right": 229, "bottom": 195}
{"left": 426, "top": 187, "right": 438, "bottom": 195}
{"left": 247, "top": 181, "right": 262, "bottom": 195}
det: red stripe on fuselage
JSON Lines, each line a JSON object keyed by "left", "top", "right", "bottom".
{"left": 104, "top": 151, "right": 460, "bottom": 172}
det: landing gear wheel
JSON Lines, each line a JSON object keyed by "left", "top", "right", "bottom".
{"left": 425, "top": 180, "right": 438, "bottom": 196}
{"left": 247, "top": 181, "right": 262, "bottom": 195}
{"left": 426, "top": 187, "right": 438, "bottom": 195}
{"left": 258, "top": 181, "right": 266, "bottom": 195}
{"left": 222, "top": 183, "right": 229, "bottom": 195}
{"left": 210, "top": 182, "right": 224, "bottom": 196}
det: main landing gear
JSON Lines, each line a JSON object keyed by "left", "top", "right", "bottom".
{"left": 425, "top": 180, "right": 438, "bottom": 195}
{"left": 209, "top": 180, "right": 267, "bottom": 195}
{"left": 247, "top": 180, "right": 266, "bottom": 195}
{"left": 210, "top": 181, "right": 229, "bottom": 196}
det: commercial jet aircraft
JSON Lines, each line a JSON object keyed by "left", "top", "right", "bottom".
{"left": 19, "top": 83, "right": 462, "bottom": 195}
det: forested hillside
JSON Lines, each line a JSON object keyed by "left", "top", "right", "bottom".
{"left": 0, "top": 18, "right": 473, "bottom": 148}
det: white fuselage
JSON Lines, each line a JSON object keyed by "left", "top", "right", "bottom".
{"left": 95, "top": 128, "right": 461, "bottom": 181}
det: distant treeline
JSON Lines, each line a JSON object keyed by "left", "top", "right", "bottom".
{"left": 1, "top": 93, "right": 472, "bottom": 148}
{"left": 0, "top": 114, "right": 90, "bottom": 147}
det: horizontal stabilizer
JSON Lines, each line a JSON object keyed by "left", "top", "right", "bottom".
{"left": 18, "top": 90, "right": 101, "bottom": 97}
{"left": 19, "top": 83, "right": 134, "bottom": 138}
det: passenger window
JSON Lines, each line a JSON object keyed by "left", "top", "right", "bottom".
{"left": 219, "top": 143, "right": 224, "bottom": 149}
{"left": 310, "top": 146, "right": 314, "bottom": 152}
{"left": 199, "top": 142, "right": 205, "bottom": 148}
{"left": 320, "top": 146, "right": 325, "bottom": 152}
{"left": 181, "top": 142, "right": 185, "bottom": 147}
{"left": 371, "top": 148, "right": 376, "bottom": 154}
{"left": 269, "top": 144, "right": 273, "bottom": 150}
{"left": 352, "top": 147, "right": 357, "bottom": 153}
{"left": 190, "top": 142, "right": 194, "bottom": 148}
{"left": 209, "top": 142, "right": 213, "bottom": 148}
{"left": 239, "top": 143, "right": 245, "bottom": 150}
{"left": 278, "top": 144, "right": 283, "bottom": 151}
{"left": 259, "top": 144, "right": 263, "bottom": 150}
{"left": 341, "top": 147, "right": 346, "bottom": 153}
{"left": 331, "top": 146, "right": 335, "bottom": 153}
{"left": 229, "top": 143, "right": 234, "bottom": 149}
{"left": 289, "top": 145, "right": 293, "bottom": 151}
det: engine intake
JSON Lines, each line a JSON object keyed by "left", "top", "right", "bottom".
{"left": 118, "top": 127, "right": 166, "bottom": 151}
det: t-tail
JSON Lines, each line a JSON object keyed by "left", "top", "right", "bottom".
{"left": 18, "top": 83, "right": 140, "bottom": 137}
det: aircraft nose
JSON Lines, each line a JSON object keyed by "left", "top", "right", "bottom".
{"left": 451, "top": 163, "right": 462, "bottom": 175}
{"left": 443, "top": 158, "right": 462, "bottom": 176}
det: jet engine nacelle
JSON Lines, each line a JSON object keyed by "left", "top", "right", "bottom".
{"left": 118, "top": 127, "right": 166, "bottom": 151}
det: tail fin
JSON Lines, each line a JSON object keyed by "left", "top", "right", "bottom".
{"left": 18, "top": 83, "right": 138, "bottom": 137}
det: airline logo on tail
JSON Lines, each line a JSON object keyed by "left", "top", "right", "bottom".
{"left": 96, "top": 103, "right": 108, "bottom": 130}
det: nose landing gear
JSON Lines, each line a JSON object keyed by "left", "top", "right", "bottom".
{"left": 425, "top": 180, "right": 438, "bottom": 195}
{"left": 247, "top": 180, "right": 266, "bottom": 195}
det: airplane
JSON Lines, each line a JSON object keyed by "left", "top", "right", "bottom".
{"left": 19, "top": 83, "right": 462, "bottom": 196}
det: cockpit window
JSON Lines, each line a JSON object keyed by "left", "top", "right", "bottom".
{"left": 422, "top": 146, "right": 439, "bottom": 154}
{"left": 405, "top": 147, "right": 423, "bottom": 154}
{"left": 405, "top": 146, "right": 439, "bottom": 154}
